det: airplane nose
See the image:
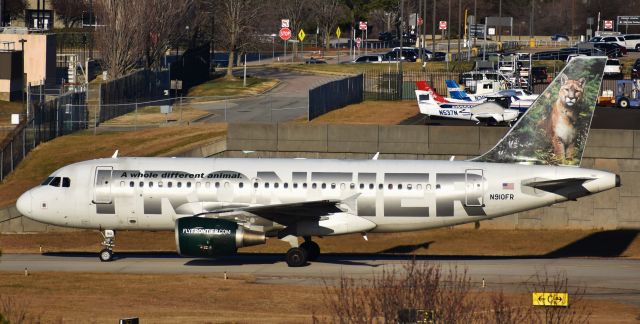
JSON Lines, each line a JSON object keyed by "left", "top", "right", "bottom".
{"left": 16, "top": 191, "right": 32, "bottom": 217}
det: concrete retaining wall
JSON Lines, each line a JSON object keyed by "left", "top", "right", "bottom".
{"left": 223, "top": 123, "right": 640, "bottom": 230}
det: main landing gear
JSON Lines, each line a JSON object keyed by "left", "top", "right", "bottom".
{"left": 98, "top": 230, "right": 115, "bottom": 262}
{"left": 284, "top": 236, "right": 320, "bottom": 267}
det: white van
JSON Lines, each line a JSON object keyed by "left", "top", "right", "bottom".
{"left": 623, "top": 34, "right": 640, "bottom": 51}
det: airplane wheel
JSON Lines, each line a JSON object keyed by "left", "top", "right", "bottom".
{"left": 99, "top": 249, "right": 113, "bottom": 262}
{"left": 285, "top": 247, "right": 308, "bottom": 267}
{"left": 300, "top": 241, "right": 320, "bottom": 261}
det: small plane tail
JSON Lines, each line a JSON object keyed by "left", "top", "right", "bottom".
{"left": 415, "top": 81, "right": 448, "bottom": 103}
{"left": 445, "top": 80, "right": 472, "bottom": 101}
{"left": 473, "top": 56, "right": 607, "bottom": 166}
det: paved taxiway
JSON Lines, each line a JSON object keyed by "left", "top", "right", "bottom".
{"left": 1, "top": 253, "right": 638, "bottom": 306}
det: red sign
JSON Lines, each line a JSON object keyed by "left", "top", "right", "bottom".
{"left": 356, "top": 37, "right": 362, "bottom": 48}
{"left": 279, "top": 27, "right": 292, "bottom": 40}
{"left": 439, "top": 21, "right": 447, "bottom": 30}
{"left": 359, "top": 21, "right": 368, "bottom": 30}
{"left": 417, "top": 17, "right": 424, "bottom": 26}
{"left": 604, "top": 20, "right": 613, "bottom": 30}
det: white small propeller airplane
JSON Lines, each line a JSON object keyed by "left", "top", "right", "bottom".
{"left": 415, "top": 81, "right": 520, "bottom": 125}
{"left": 16, "top": 57, "right": 618, "bottom": 267}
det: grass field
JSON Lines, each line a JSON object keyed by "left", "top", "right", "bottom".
{"left": 0, "top": 270, "right": 637, "bottom": 323}
{"left": 187, "top": 76, "right": 279, "bottom": 99}
{"left": 100, "top": 105, "right": 211, "bottom": 125}
{"left": 0, "top": 124, "right": 227, "bottom": 208}
{"left": 307, "top": 100, "right": 418, "bottom": 125}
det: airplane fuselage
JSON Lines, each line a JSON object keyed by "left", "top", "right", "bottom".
{"left": 17, "top": 157, "right": 617, "bottom": 235}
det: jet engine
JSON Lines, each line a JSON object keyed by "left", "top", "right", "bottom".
{"left": 175, "top": 217, "right": 265, "bottom": 257}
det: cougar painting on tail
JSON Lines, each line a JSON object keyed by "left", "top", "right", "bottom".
{"left": 474, "top": 56, "right": 607, "bottom": 166}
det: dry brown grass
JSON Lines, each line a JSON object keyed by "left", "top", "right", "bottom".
{"left": 306, "top": 100, "right": 418, "bottom": 125}
{"left": 0, "top": 124, "right": 228, "bottom": 208}
{"left": 101, "top": 106, "right": 210, "bottom": 125}
{"left": 0, "top": 271, "right": 636, "bottom": 323}
{"left": 3, "top": 228, "right": 639, "bottom": 259}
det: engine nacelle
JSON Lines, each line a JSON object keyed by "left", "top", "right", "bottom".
{"left": 175, "top": 217, "right": 265, "bottom": 257}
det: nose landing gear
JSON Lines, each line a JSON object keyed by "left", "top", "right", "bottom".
{"left": 98, "top": 230, "right": 115, "bottom": 262}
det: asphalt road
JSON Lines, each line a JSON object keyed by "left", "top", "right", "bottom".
{"left": 194, "top": 67, "right": 342, "bottom": 123}
{"left": 2, "top": 253, "right": 638, "bottom": 306}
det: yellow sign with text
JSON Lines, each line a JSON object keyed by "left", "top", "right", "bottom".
{"left": 532, "top": 292, "right": 569, "bottom": 307}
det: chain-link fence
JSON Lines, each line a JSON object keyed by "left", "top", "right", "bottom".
{"left": 363, "top": 70, "right": 461, "bottom": 101}
{"left": 1, "top": 89, "right": 87, "bottom": 181}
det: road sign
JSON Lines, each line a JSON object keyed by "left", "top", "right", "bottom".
{"left": 336, "top": 26, "right": 342, "bottom": 38}
{"left": 279, "top": 27, "right": 291, "bottom": 40}
{"left": 439, "top": 21, "right": 447, "bottom": 30}
{"left": 281, "top": 19, "right": 289, "bottom": 28}
{"left": 356, "top": 37, "right": 361, "bottom": 48}
{"left": 298, "top": 29, "right": 306, "bottom": 41}
{"left": 618, "top": 16, "right": 640, "bottom": 25}
{"left": 359, "top": 21, "right": 368, "bottom": 30}
{"left": 604, "top": 20, "right": 613, "bottom": 30}
{"left": 417, "top": 17, "right": 424, "bottom": 26}
{"left": 532, "top": 293, "right": 569, "bottom": 307}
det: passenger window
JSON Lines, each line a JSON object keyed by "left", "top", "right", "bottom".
{"left": 312, "top": 183, "right": 317, "bottom": 189}
{"left": 254, "top": 182, "right": 259, "bottom": 188}
{"left": 321, "top": 183, "right": 326, "bottom": 189}
{"left": 139, "top": 181, "right": 144, "bottom": 187}
{"left": 417, "top": 184, "right": 422, "bottom": 190}
{"left": 360, "top": 183, "right": 365, "bottom": 189}
{"left": 265, "top": 182, "right": 270, "bottom": 188}
{"left": 158, "top": 181, "right": 163, "bottom": 188}
{"left": 293, "top": 183, "right": 298, "bottom": 189}
{"left": 239, "top": 182, "right": 244, "bottom": 188}
{"left": 303, "top": 183, "right": 308, "bottom": 189}
{"left": 196, "top": 182, "right": 201, "bottom": 188}
{"left": 224, "top": 182, "right": 230, "bottom": 188}
{"left": 398, "top": 184, "right": 403, "bottom": 190}
{"left": 205, "top": 182, "right": 210, "bottom": 188}
{"left": 62, "top": 178, "right": 71, "bottom": 188}
{"left": 177, "top": 182, "right": 182, "bottom": 188}
{"left": 426, "top": 184, "right": 431, "bottom": 191}
{"left": 275, "top": 183, "right": 279, "bottom": 189}
{"left": 168, "top": 182, "right": 173, "bottom": 188}
{"left": 350, "top": 183, "right": 355, "bottom": 189}
{"left": 284, "top": 183, "right": 288, "bottom": 189}
{"left": 129, "top": 181, "right": 134, "bottom": 188}
{"left": 120, "top": 181, "right": 125, "bottom": 187}
{"left": 49, "top": 177, "right": 61, "bottom": 187}
{"left": 378, "top": 183, "right": 383, "bottom": 189}
{"left": 341, "top": 183, "right": 346, "bottom": 190}
{"left": 388, "top": 184, "right": 393, "bottom": 190}
{"left": 407, "top": 184, "right": 412, "bottom": 190}
{"left": 369, "top": 183, "right": 374, "bottom": 190}
{"left": 187, "top": 182, "right": 191, "bottom": 188}
{"left": 149, "top": 182, "right": 154, "bottom": 188}
{"left": 331, "top": 183, "right": 336, "bottom": 189}
{"left": 215, "top": 182, "right": 220, "bottom": 188}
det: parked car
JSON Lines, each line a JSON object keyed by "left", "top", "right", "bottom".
{"left": 353, "top": 54, "right": 384, "bottom": 63}
{"left": 551, "top": 34, "right": 569, "bottom": 41}
{"left": 631, "top": 59, "right": 640, "bottom": 79}
{"left": 384, "top": 47, "right": 419, "bottom": 62}
{"left": 592, "top": 42, "right": 624, "bottom": 57}
{"left": 305, "top": 57, "right": 327, "bottom": 64}
{"left": 604, "top": 59, "right": 623, "bottom": 79}
{"left": 624, "top": 34, "right": 640, "bottom": 51}
{"left": 531, "top": 66, "right": 549, "bottom": 83}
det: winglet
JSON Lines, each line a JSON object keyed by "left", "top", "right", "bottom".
{"left": 111, "top": 150, "right": 119, "bottom": 159}
{"left": 473, "top": 56, "right": 607, "bottom": 166}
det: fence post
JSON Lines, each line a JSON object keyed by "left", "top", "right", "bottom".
{"left": 134, "top": 102, "right": 138, "bottom": 131}
{"left": 179, "top": 96, "right": 183, "bottom": 122}
{"left": 26, "top": 82, "right": 31, "bottom": 121}
{"left": 10, "top": 140, "right": 13, "bottom": 172}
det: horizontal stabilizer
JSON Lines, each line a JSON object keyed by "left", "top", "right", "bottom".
{"left": 522, "top": 177, "right": 594, "bottom": 200}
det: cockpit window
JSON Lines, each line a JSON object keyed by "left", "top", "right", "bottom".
{"left": 41, "top": 177, "right": 54, "bottom": 185}
{"left": 49, "top": 177, "right": 61, "bottom": 187}
{"left": 62, "top": 177, "right": 71, "bottom": 188}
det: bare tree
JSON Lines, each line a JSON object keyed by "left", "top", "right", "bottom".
{"left": 51, "top": 0, "right": 88, "bottom": 28}
{"left": 94, "top": 0, "right": 195, "bottom": 78}
{"left": 94, "top": 0, "right": 146, "bottom": 78}
{"left": 2, "top": 0, "right": 27, "bottom": 24}
{"left": 215, "top": 0, "right": 264, "bottom": 79}
{"left": 315, "top": 0, "right": 344, "bottom": 51}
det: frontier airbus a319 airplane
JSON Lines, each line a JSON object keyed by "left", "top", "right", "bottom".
{"left": 16, "top": 57, "right": 619, "bottom": 267}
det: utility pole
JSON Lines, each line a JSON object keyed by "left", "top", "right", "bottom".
{"left": 457, "top": 0, "right": 461, "bottom": 61}
{"left": 418, "top": 0, "right": 422, "bottom": 60}
{"left": 447, "top": 0, "right": 451, "bottom": 58}
{"left": 473, "top": 0, "right": 477, "bottom": 47}
{"left": 529, "top": 0, "right": 534, "bottom": 38}
{"left": 498, "top": 0, "right": 502, "bottom": 42}
{"left": 432, "top": 0, "right": 436, "bottom": 54}
{"left": 399, "top": 0, "right": 404, "bottom": 76}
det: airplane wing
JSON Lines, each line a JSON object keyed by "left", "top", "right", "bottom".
{"left": 192, "top": 198, "right": 354, "bottom": 226}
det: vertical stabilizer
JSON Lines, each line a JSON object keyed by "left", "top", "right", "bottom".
{"left": 445, "top": 80, "right": 472, "bottom": 101}
{"left": 473, "top": 56, "right": 607, "bottom": 166}
{"left": 415, "top": 81, "right": 448, "bottom": 103}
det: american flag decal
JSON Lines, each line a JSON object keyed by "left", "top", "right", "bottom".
{"left": 502, "top": 182, "right": 514, "bottom": 190}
